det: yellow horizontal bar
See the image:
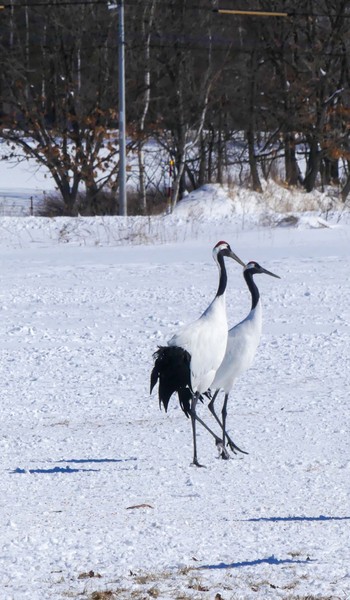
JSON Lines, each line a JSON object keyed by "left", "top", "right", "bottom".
{"left": 217, "top": 9, "right": 289, "bottom": 17}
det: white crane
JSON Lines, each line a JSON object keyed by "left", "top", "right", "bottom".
{"left": 208, "top": 260, "right": 280, "bottom": 457}
{"left": 150, "top": 241, "right": 245, "bottom": 467}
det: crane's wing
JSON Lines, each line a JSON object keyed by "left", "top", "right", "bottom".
{"left": 169, "top": 302, "right": 228, "bottom": 393}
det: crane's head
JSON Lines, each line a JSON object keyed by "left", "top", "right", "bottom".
{"left": 213, "top": 241, "right": 245, "bottom": 267}
{"left": 245, "top": 261, "right": 280, "bottom": 278}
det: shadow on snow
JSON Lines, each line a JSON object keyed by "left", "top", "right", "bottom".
{"left": 200, "top": 555, "right": 314, "bottom": 570}
{"left": 57, "top": 457, "right": 137, "bottom": 465}
{"left": 11, "top": 466, "right": 99, "bottom": 474}
{"left": 243, "top": 515, "right": 350, "bottom": 523}
{"left": 199, "top": 518, "right": 350, "bottom": 571}
{"left": 10, "top": 456, "right": 137, "bottom": 474}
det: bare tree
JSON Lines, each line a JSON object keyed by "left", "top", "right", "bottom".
{"left": 137, "top": 0, "right": 157, "bottom": 213}
{"left": 1, "top": 0, "right": 350, "bottom": 213}
{"left": 0, "top": 1, "right": 121, "bottom": 213}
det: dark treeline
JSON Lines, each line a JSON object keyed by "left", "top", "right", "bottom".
{"left": 0, "top": 0, "right": 350, "bottom": 214}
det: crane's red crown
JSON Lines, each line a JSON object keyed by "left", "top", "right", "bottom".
{"left": 214, "top": 240, "right": 229, "bottom": 249}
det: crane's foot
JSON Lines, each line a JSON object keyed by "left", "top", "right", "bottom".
{"left": 216, "top": 440, "right": 230, "bottom": 460}
{"left": 191, "top": 459, "right": 206, "bottom": 468}
{"left": 227, "top": 437, "right": 248, "bottom": 456}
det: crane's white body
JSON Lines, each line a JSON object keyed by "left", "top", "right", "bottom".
{"left": 207, "top": 261, "right": 279, "bottom": 459}
{"left": 211, "top": 300, "right": 262, "bottom": 393}
{"left": 168, "top": 293, "right": 228, "bottom": 393}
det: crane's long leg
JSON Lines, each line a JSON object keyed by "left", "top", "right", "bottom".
{"left": 222, "top": 393, "right": 229, "bottom": 451}
{"left": 208, "top": 390, "right": 221, "bottom": 428}
{"left": 189, "top": 393, "right": 229, "bottom": 466}
{"left": 190, "top": 393, "right": 204, "bottom": 467}
{"left": 208, "top": 390, "right": 248, "bottom": 455}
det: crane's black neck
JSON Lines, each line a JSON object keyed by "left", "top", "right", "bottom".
{"left": 216, "top": 252, "right": 227, "bottom": 297}
{"left": 244, "top": 269, "right": 260, "bottom": 310}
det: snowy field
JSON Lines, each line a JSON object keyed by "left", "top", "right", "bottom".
{"left": 0, "top": 184, "right": 350, "bottom": 600}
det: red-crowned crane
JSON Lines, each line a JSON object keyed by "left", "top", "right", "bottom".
{"left": 150, "top": 241, "right": 245, "bottom": 467}
{"left": 208, "top": 260, "right": 280, "bottom": 457}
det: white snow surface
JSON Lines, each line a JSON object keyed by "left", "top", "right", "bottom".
{"left": 0, "top": 184, "right": 350, "bottom": 599}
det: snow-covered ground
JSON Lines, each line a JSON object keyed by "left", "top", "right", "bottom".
{"left": 0, "top": 179, "right": 350, "bottom": 599}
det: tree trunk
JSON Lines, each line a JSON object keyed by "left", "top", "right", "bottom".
{"left": 284, "top": 133, "right": 301, "bottom": 186}
{"left": 54, "top": 174, "right": 80, "bottom": 215}
{"left": 138, "top": 0, "right": 156, "bottom": 214}
{"left": 341, "top": 162, "right": 350, "bottom": 202}
{"left": 322, "top": 157, "right": 339, "bottom": 185}
{"left": 303, "top": 136, "right": 321, "bottom": 192}
{"left": 247, "top": 127, "right": 262, "bottom": 193}
{"left": 85, "top": 181, "right": 100, "bottom": 215}
{"left": 171, "top": 150, "right": 186, "bottom": 211}
{"left": 217, "top": 113, "right": 223, "bottom": 185}
{"left": 207, "top": 127, "right": 215, "bottom": 182}
{"left": 198, "top": 130, "right": 206, "bottom": 187}
{"left": 246, "top": 50, "right": 262, "bottom": 193}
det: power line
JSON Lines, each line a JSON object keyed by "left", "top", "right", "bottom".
{"left": 0, "top": 0, "right": 200, "bottom": 8}
{"left": 0, "top": 0, "right": 350, "bottom": 18}
{"left": 0, "top": 0, "right": 112, "bottom": 7}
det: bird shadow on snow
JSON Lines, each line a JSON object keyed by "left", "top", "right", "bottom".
{"left": 11, "top": 466, "right": 99, "bottom": 474}
{"left": 200, "top": 517, "right": 350, "bottom": 571}
{"left": 200, "top": 555, "right": 314, "bottom": 570}
{"left": 57, "top": 457, "right": 137, "bottom": 465}
{"left": 243, "top": 515, "right": 350, "bottom": 523}
{"left": 10, "top": 457, "right": 137, "bottom": 475}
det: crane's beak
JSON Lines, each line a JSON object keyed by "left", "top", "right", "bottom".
{"left": 261, "top": 266, "right": 281, "bottom": 279}
{"left": 228, "top": 249, "right": 246, "bottom": 268}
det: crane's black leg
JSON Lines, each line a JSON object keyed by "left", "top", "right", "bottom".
{"left": 222, "top": 400, "right": 248, "bottom": 455}
{"left": 189, "top": 393, "right": 229, "bottom": 463}
{"left": 221, "top": 393, "right": 229, "bottom": 455}
{"left": 207, "top": 390, "right": 230, "bottom": 459}
{"left": 208, "top": 390, "right": 222, "bottom": 429}
{"left": 194, "top": 413, "right": 230, "bottom": 459}
{"left": 190, "top": 393, "right": 205, "bottom": 467}
{"left": 208, "top": 390, "right": 248, "bottom": 456}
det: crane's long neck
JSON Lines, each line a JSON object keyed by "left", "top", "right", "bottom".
{"left": 244, "top": 270, "right": 260, "bottom": 310}
{"left": 216, "top": 253, "right": 227, "bottom": 297}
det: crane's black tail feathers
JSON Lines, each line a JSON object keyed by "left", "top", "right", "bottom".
{"left": 150, "top": 346, "right": 193, "bottom": 417}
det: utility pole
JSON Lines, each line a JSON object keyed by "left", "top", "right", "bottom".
{"left": 118, "top": 0, "right": 127, "bottom": 216}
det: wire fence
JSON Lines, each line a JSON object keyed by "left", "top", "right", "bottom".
{"left": 0, "top": 193, "right": 43, "bottom": 216}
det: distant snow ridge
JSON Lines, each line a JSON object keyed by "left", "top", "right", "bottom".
{"left": 173, "top": 184, "right": 237, "bottom": 219}
{"left": 0, "top": 182, "right": 348, "bottom": 248}
{"left": 174, "top": 182, "right": 342, "bottom": 217}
